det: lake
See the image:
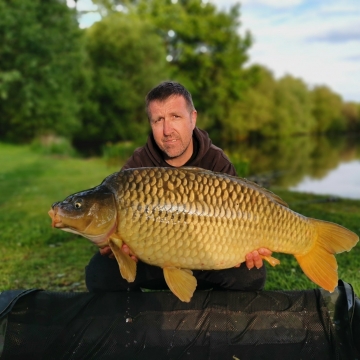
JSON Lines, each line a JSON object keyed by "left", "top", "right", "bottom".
{"left": 226, "top": 134, "right": 360, "bottom": 199}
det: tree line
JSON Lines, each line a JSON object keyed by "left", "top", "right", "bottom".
{"left": 1, "top": 0, "right": 359, "bottom": 152}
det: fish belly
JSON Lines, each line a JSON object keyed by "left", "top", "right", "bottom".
{"left": 113, "top": 168, "right": 315, "bottom": 270}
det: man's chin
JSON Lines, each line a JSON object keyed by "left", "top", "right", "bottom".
{"left": 164, "top": 148, "right": 185, "bottom": 159}
{"left": 162, "top": 143, "right": 184, "bottom": 158}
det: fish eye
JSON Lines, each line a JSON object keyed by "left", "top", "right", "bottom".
{"left": 75, "top": 202, "right": 82, "bottom": 209}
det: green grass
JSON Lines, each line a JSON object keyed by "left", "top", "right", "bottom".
{"left": 0, "top": 142, "right": 119, "bottom": 292}
{"left": 0, "top": 143, "right": 359, "bottom": 295}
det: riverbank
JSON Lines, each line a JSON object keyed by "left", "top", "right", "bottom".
{"left": 0, "top": 143, "right": 359, "bottom": 295}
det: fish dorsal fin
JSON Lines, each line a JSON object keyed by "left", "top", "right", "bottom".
{"left": 108, "top": 235, "right": 137, "bottom": 283}
{"left": 180, "top": 166, "right": 204, "bottom": 170}
{"left": 180, "top": 167, "right": 289, "bottom": 208}
{"left": 239, "top": 177, "right": 289, "bottom": 208}
{"left": 163, "top": 267, "right": 197, "bottom": 302}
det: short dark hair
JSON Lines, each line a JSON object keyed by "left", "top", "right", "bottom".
{"left": 145, "top": 81, "right": 195, "bottom": 119}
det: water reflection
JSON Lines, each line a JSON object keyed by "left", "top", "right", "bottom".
{"left": 226, "top": 135, "right": 360, "bottom": 199}
{"left": 289, "top": 160, "right": 360, "bottom": 199}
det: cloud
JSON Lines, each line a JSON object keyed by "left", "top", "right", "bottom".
{"left": 241, "top": 0, "right": 304, "bottom": 8}
{"left": 308, "top": 26, "right": 360, "bottom": 43}
{"left": 344, "top": 54, "right": 360, "bottom": 61}
{"left": 73, "top": 0, "right": 360, "bottom": 102}
{"left": 236, "top": 0, "right": 360, "bottom": 102}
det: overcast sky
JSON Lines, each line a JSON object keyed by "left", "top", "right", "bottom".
{"left": 70, "top": 0, "right": 360, "bottom": 102}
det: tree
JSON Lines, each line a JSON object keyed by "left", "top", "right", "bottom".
{"left": 141, "top": 0, "right": 253, "bottom": 143}
{"left": 225, "top": 65, "right": 276, "bottom": 140}
{"left": 342, "top": 101, "right": 360, "bottom": 132}
{"left": 77, "top": 12, "right": 170, "bottom": 148}
{"left": 0, "top": 0, "right": 86, "bottom": 142}
{"left": 88, "top": 0, "right": 253, "bottom": 145}
{"left": 311, "top": 86, "right": 344, "bottom": 133}
{"left": 268, "top": 75, "right": 315, "bottom": 137}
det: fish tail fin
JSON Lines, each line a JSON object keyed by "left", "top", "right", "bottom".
{"left": 295, "top": 219, "right": 358, "bottom": 292}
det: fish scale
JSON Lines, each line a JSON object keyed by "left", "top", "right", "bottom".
{"left": 113, "top": 168, "right": 306, "bottom": 269}
{"left": 49, "top": 166, "right": 358, "bottom": 301}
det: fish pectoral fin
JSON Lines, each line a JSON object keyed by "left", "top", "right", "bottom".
{"left": 108, "top": 237, "right": 137, "bottom": 283}
{"left": 163, "top": 267, "right": 197, "bottom": 303}
{"left": 260, "top": 255, "right": 280, "bottom": 267}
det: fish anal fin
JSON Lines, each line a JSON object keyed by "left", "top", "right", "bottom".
{"left": 295, "top": 218, "right": 358, "bottom": 293}
{"left": 163, "top": 267, "right": 197, "bottom": 302}
{"left": 108, "top": 236, "right": 137, "bottom": 283}
{"left": 260, "top": 255, "right": 280, "bottom": 267}
{"left": 295, "top": 246, "right": 338, "bottom": 292}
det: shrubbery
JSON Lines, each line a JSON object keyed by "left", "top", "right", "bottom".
{"left": 0, "top": 0, "right": 359, "bottom": 154}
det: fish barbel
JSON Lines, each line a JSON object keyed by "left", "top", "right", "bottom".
{"left": 48, "top": 167, "right": 358, "bottom": 302}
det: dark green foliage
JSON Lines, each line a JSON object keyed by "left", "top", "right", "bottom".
{"left": 76, "top": 12, "right": 170, "bottom": 148}
{"left": 30, "top": 135, "right": 78, "bottom": 157}
{"left": 102, "top": 141, "right": 139, "bottom": 165}
{"left": 223, "top": 65, "right": 277, "bottom": 140}
{"left": 0, "top": 0, "right": 86, "bottom": 142}
{"left": 342, "top": 101, "right": 360, "bottom": 132}
{"left": 311, "top": 85, "right": 345, "bottom": 133}
{"left": 0, "top": 0, "right": 359, "bottom": 150}
{"left": 135, "top": 0, "right": 252, "bottom": 143}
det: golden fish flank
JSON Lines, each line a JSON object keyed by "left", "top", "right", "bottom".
{"left": 49, "top": 167, "right": 359, "bottom": 302}
{"left": 116, "top": 169, "right": 307, "bottom": 266}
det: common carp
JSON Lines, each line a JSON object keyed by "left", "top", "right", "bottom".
{"left": 48, "top": 167, "right": 358, "bottom": 302}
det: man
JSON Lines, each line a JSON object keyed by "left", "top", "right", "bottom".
{"left": 86, "top": 81, "right": 271, "bottom": 292}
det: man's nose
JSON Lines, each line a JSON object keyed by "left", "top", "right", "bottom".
{"left": 163, "top": 119, "right": 173, "bottom": 135}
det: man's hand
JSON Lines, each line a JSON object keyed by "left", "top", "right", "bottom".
{"left": 245, "top": 248, "right": 272, "bottom": 269}
{"left": 99, "top": 246, "right": 114, "bottom": 258}
{"left": 99, "top": 244, "right": 138, "bottom": 262}
{"left": 121, "top": 244, "right": 138, "bottom": 262}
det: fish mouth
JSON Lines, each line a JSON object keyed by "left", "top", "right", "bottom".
{"left": 48, "top": 208, "right": 80, "bottom": 232}
{"left": 48, "top": 208, "right": 64, "bottom": 228}
{"left": 48, "top": 207, "right": 117, "bottom": 246}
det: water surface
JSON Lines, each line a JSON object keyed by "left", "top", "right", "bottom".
{"left": 226, "top": 135, "right": 360, "bottom": 199}
{"left": 290, "top": 160, "right": 360, "bottom": 199}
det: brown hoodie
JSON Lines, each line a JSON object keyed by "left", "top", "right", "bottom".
{"left": 122, "top": 127, "right": 237, "bottom": 176}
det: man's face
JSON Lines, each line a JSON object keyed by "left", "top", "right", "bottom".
{"left": 148, "top": 95, "right": 197, "bottom": 166}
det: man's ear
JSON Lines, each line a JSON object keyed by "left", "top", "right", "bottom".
{"left": 191, "top": 110, "right": 197, "bottom": 128}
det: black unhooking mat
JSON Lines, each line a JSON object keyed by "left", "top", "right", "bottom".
{"left": 0, "top": 280, "right": 359, "bottom": 360}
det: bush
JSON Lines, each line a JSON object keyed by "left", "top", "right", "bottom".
{"left": 102, "top": 141, "right": 138, "bottom": 166}
{"left": 31, "top": 135, "right": 77, "bottom": 157}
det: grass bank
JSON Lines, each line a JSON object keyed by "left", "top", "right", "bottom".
{"left": 0, "top": 143, "right": 359, "bottom": 295}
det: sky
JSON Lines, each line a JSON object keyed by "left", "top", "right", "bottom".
{"left": 68, "top": 0, "right": 360, "bottom": 103}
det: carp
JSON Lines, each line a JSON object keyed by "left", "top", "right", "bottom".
{"left": 48, "top": 167, "right": 358, "bottom": 302}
